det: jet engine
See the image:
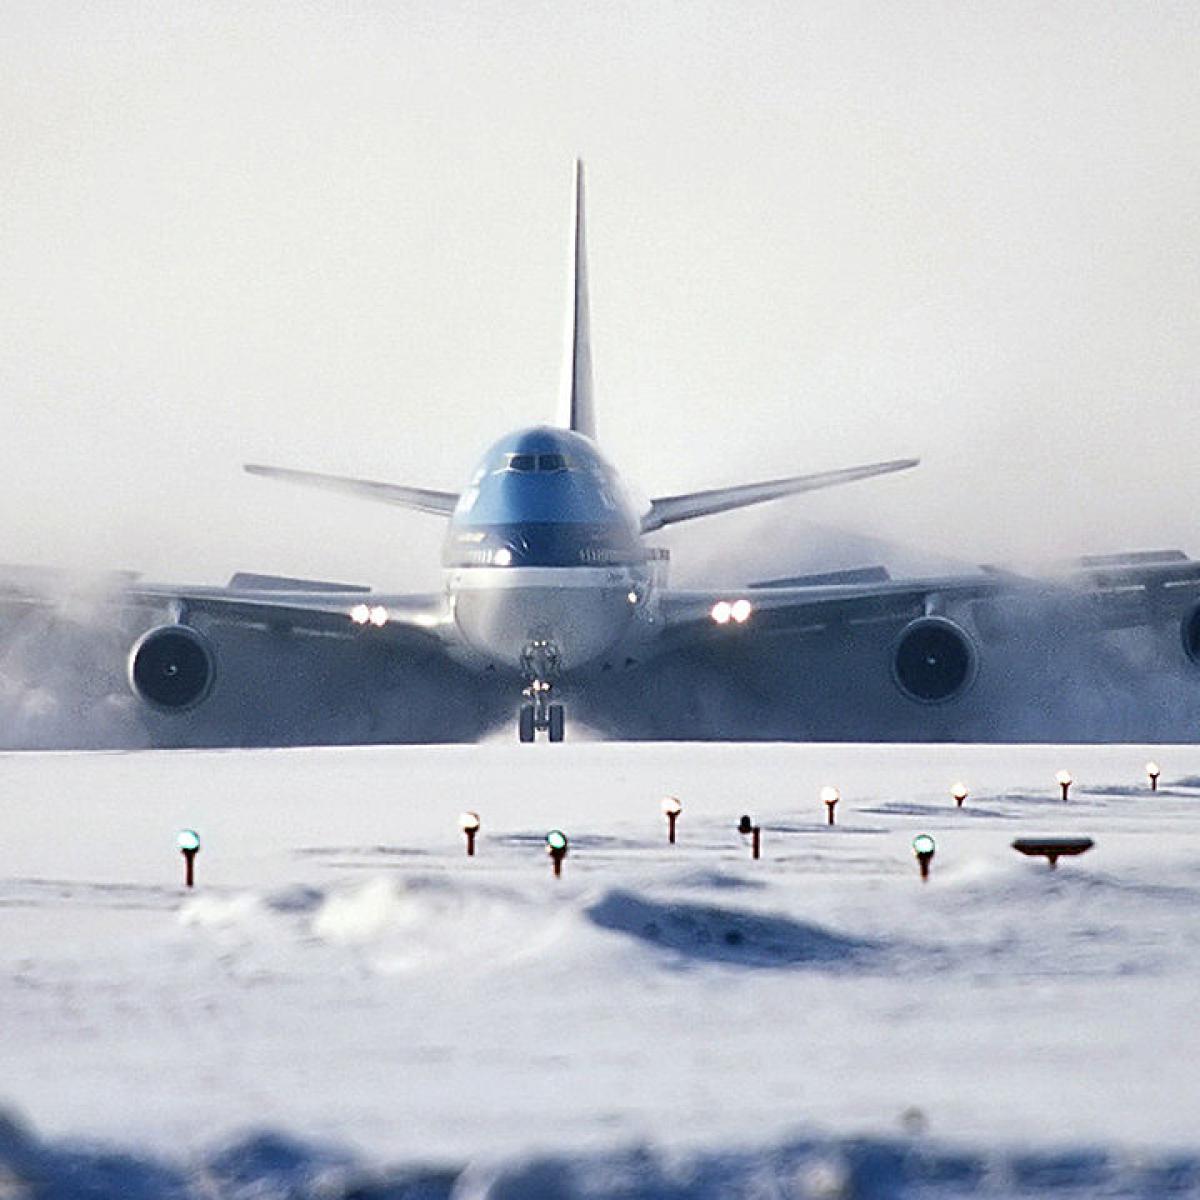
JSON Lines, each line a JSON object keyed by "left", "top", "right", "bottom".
{"left": 128, "top": 624, "right": 216, "bottom": 710}
{"left": 1183, "top": 601, "right": 1200, "bottom": 664}
{"left": 891, "top": 616, "right": 978, "bottom": 703}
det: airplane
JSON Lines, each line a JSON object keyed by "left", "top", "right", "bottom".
{"left": 6, "top": 162, "right": 1200, "bottom": 745}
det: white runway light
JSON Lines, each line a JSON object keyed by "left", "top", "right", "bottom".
{"left": 820, "top": 785, "right": 840, "bottom": 826}
{"left": 952, "top": 782, "right": 969, "bottom": 808}
{"left": 1056, "top": 770, "right": 1073, "bottom": 801}
{"left": 1146, "top": 761, "right": 1161, "bottom": 792}
{"left": 459, "top": 810, "right": 481, "bottom": 856}
{"left": 662, "top": 795, "right": 682, "bottom": 844}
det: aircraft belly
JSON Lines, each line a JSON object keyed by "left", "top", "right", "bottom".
{"left": 449, "top": 566, "right": 639, "bottom": 672}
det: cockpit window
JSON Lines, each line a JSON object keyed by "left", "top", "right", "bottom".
{"left": 501, "top": 451, "right": 572, "bottom": 474}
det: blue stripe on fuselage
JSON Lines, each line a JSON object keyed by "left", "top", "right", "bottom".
{"left": 443, "top": 426, "right": 643, "bottom": 570}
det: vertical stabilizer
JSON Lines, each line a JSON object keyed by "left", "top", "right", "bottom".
{"left": 558, "top": 159, "right": 597, "bottom": 441}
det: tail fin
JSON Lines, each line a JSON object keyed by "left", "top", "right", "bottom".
{"left": 557, "top": 159, "right": 597, "bottom": 441}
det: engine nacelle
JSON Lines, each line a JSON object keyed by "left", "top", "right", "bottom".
{"left": 891, "top": 616, "right": 978, "bottom": 703}
{"left": 128, "top": 624, "right": 216, "bottom": 711}
{"left": 1183, "top": 602, "right": 1200, "bottom": 665}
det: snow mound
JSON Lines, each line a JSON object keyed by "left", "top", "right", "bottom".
{"left": 3, "top": 1113, "right": 1200, "bottom": 1199}
{"left": 585, "top": 889, "right": 879, "bottom": 970}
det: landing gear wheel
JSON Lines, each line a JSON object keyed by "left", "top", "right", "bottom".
{"left": 518, "top": 705, "right": 535, "bottom": 743}
{"left": 548, "top": 704, "right": 565, "bottom": 743}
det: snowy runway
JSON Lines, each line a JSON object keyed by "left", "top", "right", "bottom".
{"left": 2, "top": 742, "right": 1199, "bottom": 1197}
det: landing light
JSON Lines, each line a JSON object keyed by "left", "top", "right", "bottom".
{"left": 369, "top": 605, "right": 389, "bottom": 627}
{"left": 350, "top": 604, "right": 371, "bottom": 625}
{"left": 627, "top": 590, "right": 639, "bottom": 605}
{"left": 730, "top": 598, "right": 752, "bottom": 624}
{"left": 711, "top": 601, "right": 732, "bottom": 625}
{"left": 494, "top": 547, "right": 513, "bottom": 567}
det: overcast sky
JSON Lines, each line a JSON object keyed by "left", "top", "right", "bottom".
{"left": 3, "top": 2, "right": 1200, "bottom": 588}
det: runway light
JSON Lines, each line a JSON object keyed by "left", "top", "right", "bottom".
{"left": 710, "top": 600, "right": 732, "bottom": 625}
{"left": 820, "top": 785, "right": 840, "bottom": 826}
{"left": 737, "top": 814, "right": 761, "bottom": 859}
{"left": 546, "top": 829, "right": 569, "bottom": 878}
{"left": 459, "top": 810, "right": 481, "bottom": 856}
{"left": 627, "top": 590, "right": 639, "bottom": 605}
{"left": 912, "top": 833, "right": 936, "bottom": 881}
{"left": 369, "top": 605, "right": 389, "bottom": 627}
{"left": 1012, "top": 836, "right": 1094, "bottom": 869}
{"left": 1056, "top": 770, "right": 1073, "bottom": 801}
{"left": 177, "top": 828, "right": 200, "bottom": 888}
{"left": 1146, "top": 761, "right": 1161, "bottom": 792}
{"left": 662, "top": 796, "right": 682, "bottom": 844}
{"left": 730, "top": 598, "right": 753, "bottom": 624}
{"left": 952, "top": 782, "right": 969, "bottom": 808}
{"left": 350, "top": 604, "right": 371, "bottom": 625}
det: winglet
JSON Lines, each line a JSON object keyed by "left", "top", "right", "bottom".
{"left": 557, "top": 159, "right": 597, "bottom": 441}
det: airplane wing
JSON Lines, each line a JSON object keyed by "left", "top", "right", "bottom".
{"left": 244, "top": 464, "right": 460, "bottom": 516}
{"left": 0, "top": 568, "right": 450, "bottom": 640}
{"left": 652, "top": 552, "right": 1200, "bottom": 704}
{"left": 641, "top": 458, "right": 919, "bottom": 532}
{"left": 657, "top": 572, "right": 1016, "bottom": 642}
{"left": 661, "top": 550, "right": 1200, "bottom": 635}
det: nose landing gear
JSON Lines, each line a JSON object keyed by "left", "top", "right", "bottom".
{"left": 518, "top": 680, "right": 565, "bottom": 743}
{"left": 518, "top": 640, "right": 565, "bottom": 743}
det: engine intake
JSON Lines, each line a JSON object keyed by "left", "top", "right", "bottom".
{"left": 891, "top": 616, "right": 978, "bottom": 703}
{"left": 128, "top": 625, "right": 216, "bottom": 711}
{"left": 1183, "top": 602, "right": 1200, "bottom": 665}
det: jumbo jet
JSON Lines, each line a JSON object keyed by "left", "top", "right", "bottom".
{"left": 13, "top": 163, "right": 1200, "bottom": 742}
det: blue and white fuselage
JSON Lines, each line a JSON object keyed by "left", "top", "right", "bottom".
{"left": 444, "top": 426, "right": 654, "bottom": 675}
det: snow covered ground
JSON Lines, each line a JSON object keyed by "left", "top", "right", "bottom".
{"left": 3, "top": 741, "right": 1200, "bottom": 1197}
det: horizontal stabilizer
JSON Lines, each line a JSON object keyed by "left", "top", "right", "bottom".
{"left": 245, "top": 464, "right": 459, "bottom": 517}
{"left": 641, "top": 457, "right": 919, "bottom": 533}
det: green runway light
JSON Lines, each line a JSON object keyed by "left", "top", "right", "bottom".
{"left": 177, "top": 829, "right": 201, "bottom": 853}
{"left": 546, "top": 830, "right": 568, "bottom": 853}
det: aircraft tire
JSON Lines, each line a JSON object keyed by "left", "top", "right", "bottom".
{"left": 519, "top": 705, "right": 536, "bottom": 742}
{"left": 548, "top": 704, "right": 565, "bottom": 742}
